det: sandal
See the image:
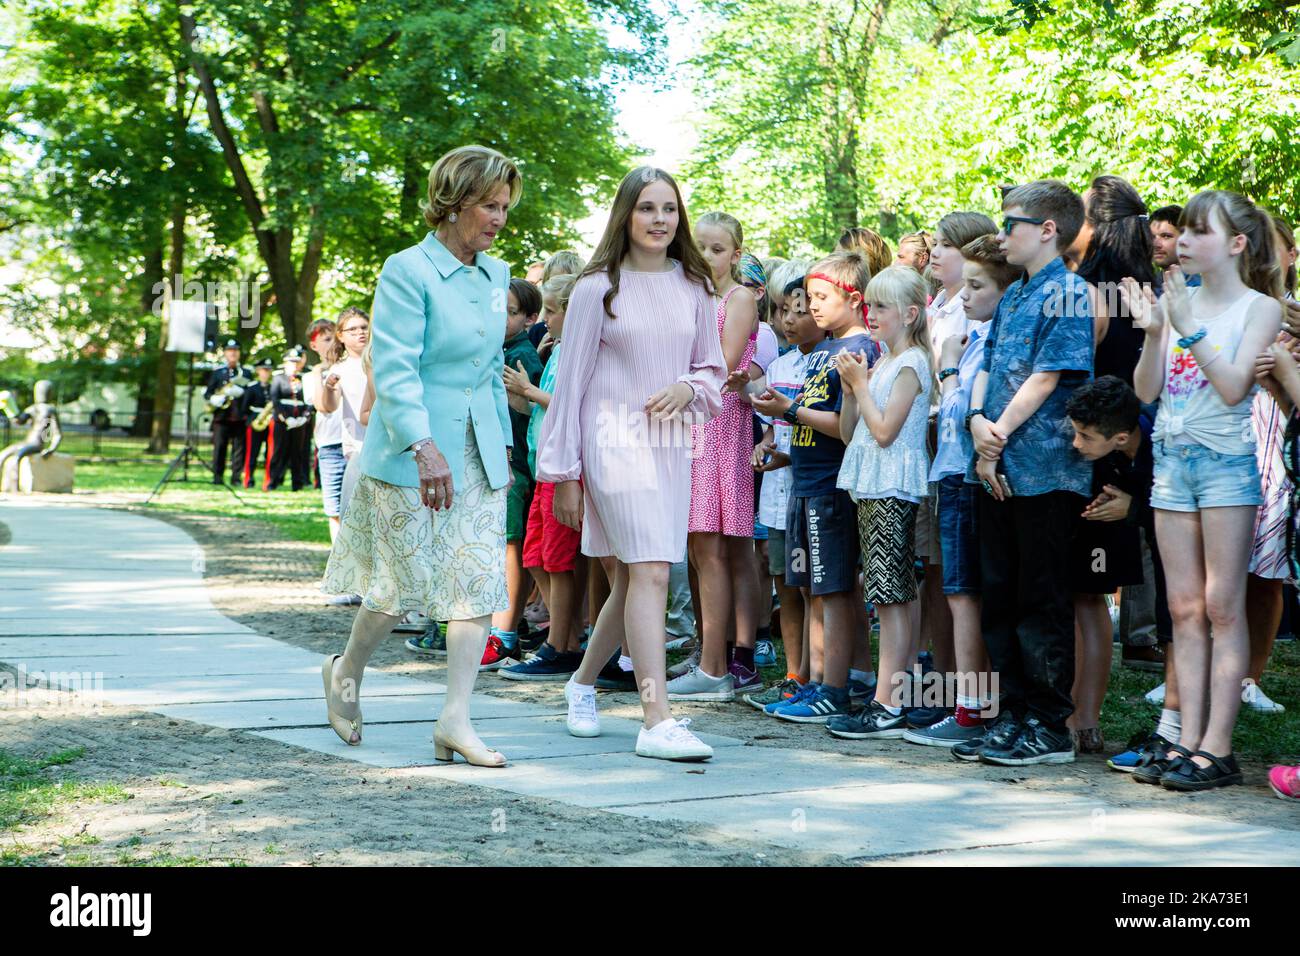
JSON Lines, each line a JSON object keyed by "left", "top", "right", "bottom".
{"left": 1160, "top": 750, "right": 1243, "bottom": 791}
{"left": 322, "top": 654, "right": 362, "bottom": 746}
{"left": 1132, "top": 740, "right": 1187, "bottom": 786}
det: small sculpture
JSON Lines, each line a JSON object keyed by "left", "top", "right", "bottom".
{"left": 0, "top": 380, "right": 63, "bottom": 492}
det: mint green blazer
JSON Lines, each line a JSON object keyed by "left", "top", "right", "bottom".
{"left": 357, "top": 232, "right": 512, "bottom": 491}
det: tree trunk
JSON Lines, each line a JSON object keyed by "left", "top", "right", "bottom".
{"left": 133, "top": 245, "right": 165, "bottom": 438}
{"left": 148, "top": 201, "right": 185, "bottom": 454}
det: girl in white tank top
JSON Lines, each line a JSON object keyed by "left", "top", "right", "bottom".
{"left": 1130, "top": 190, "right": 1283, "bottom": 791}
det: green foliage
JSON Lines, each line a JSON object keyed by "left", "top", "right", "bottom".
{"left": 688, "top": 0, "right": 1300, "bottom": 255}
{"left": 3, "top": 0, "right": 663, "bottom": 363}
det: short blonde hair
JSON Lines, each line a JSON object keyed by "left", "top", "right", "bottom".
{"left": 542, "top": 250, "right": 585, "bottom": 284}
{"left": 422, "top": 145, "right": 522, "bottom": 228}
{"left": 807, "top": 251, "right": 871, "bottom": 301}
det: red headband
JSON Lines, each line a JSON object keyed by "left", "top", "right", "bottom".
{"left": 806, "top": 272, "right": 860, "bottom": 296}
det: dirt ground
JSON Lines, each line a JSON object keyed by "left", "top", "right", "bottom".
{"left": 3, "top": 501, "right": 1299, "bottom": 865}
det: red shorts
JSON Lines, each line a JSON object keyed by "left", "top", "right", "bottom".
{"left": 522, "top": 480, "right": 582, "bottom": 573}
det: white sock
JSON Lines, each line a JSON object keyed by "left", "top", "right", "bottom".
{"left": 882, "top": 703, "right": 903, "bottom": 716}
{"left": 698, "top": 667, "right": 725, "bottom": 681}
{"left": 569, "top": 679, "right": 595, "bottom": 696}
{"left": 618, "top": 654, "right": 635, "bottom": 673}
{"left": 1156, "top": 708, "right": 1181, "bottom": 744}
{"left": 850, "top": 668, "right": 875, "bottom": 685}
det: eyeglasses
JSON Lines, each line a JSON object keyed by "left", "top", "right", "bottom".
{"left": 1003, "top": 215, "right": 1046, "bottom": 234}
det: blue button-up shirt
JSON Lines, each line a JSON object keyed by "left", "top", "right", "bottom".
{"left": 930, "top": 322, "right": 990, "bottom": 482}
{"left": 966, "top": 256, "right": 1093, "bottom": 497}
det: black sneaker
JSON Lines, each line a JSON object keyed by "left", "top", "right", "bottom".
{"left": 952, "top": 710, "right": 1020, "bottom": 762}
{"left": 498, "top": 643, "right": 583, "bottom": 682}
{"left": 904, "top": 706, "right": 948, "bottom": 729}
{"left": 826, "top": 700, "right": 907, "bottom": 739}
{"left": 595, "top": 654, "right": 638, "bottom": 691}
{"left": 979, "top": 717, "right": 1075, "bottom": 766}
{"left": 519, "top": 623, "right": 548, "bottom": 653}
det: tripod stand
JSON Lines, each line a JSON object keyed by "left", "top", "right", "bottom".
{"left": 147, "top": 353, "right": 244, "bottom": 504}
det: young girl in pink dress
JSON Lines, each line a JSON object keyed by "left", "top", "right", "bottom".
{"left": 667, "top": 212, "right": 762, "bottom": 703}
{"left": 536, "top": 167, "right": 727, "bottom": 761}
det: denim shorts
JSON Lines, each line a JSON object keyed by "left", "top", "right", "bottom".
{"left": 318, "top": 443, "right": 347, "bottom": 517}
{"left": 1150, "top": 441, "right": 1263, "bottom": 513}
{"left": 937, "top": 474, "right": 980, "bottom": 595}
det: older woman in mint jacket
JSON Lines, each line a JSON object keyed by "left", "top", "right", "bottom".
{"left": 321, "top": 145, "right": 521, "bottom": 768}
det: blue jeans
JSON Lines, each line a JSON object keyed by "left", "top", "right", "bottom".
{"left": 937, "top": 474, "right": 980, "bottom": 595}
{"left": 318, "top": 443, "right": 347, "bottom": 517}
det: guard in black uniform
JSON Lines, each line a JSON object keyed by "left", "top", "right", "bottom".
{"left": 266, "top": 346, "right": 312, "bottom": 491}
{"left": 240, "top": 358, "right": 275, "bottom": 489}
{"left": 203, "top": 339, "right": 252, "bottom": 485}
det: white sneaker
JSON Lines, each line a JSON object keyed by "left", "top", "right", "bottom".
{"left": 1145, "top": 682, "right": 1166, "bottom": 706}
{"left": 1242, "top": 678, "right": 1286, "bottom": 713}
{"left": 635, "top": 717, "right": 713, "bottom": 762}
{"left": 565, "top": 678, "right": 600, "bottom": 737}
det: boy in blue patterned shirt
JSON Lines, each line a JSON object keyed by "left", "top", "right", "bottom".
{"left": 958, "top": 180, "right": 1094, "bottom": 767}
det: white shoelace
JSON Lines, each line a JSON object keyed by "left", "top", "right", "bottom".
{"left": 570, "top": 689, "right": 597, "bottom": 721}
{"left": 660, "top": 718, "right": 699, "bottom": 743}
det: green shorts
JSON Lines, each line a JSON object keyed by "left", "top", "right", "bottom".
{"left": 766, "top": 528, "right": 786, "bottom": 577}
{"left": 506, "top": 471, "right": 534, "bottom": 542}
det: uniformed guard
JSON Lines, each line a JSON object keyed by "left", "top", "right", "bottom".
{"left": 266, "top": 345, "right": 312, "bottom": 490}
{"left": 202, "top": 339, "right": 253, "bottom": 485}
{"left": 240, "top": 358, "right": 276, "bottom": 489}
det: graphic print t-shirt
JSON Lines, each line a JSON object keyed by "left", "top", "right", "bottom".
{"left": 789, "top": 332, "right": 878, "bottom": 496}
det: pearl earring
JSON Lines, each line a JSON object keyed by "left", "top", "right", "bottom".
{"left": 448, "top": 213, "right": 458, "bottom": 223}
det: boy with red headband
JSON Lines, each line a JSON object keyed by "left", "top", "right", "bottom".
{"left": 752, "top": 251, "right": 878, "bottom": 723}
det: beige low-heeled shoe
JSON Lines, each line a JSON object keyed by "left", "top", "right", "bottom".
{"left": 432, "top": 722, "right": 507, "bottom": 767}
{"left": 322, "top": 654, "right": 362, "bottom": 746}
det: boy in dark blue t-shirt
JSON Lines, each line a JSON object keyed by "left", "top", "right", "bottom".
{"left": 752, "top": 252, "right": 878, "bottom": 724}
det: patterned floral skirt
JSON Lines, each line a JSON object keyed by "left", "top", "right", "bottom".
{"left": 321, "top": 427, "right": 508, "bottom": 620}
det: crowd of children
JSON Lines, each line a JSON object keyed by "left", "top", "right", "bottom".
{"left": 398, "top": 170, "right": 1299, "bottom": 790}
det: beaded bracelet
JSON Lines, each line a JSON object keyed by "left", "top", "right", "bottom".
{"left": 938, "top": 367, "right": 959, "bottom": 382}
{"left": 1177, "top": 327, "right": 1208, "bottom": 350}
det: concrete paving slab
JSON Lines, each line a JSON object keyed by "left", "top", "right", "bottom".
{"left": 153, "top": 692, "right": 557, "bottom": 730}
{"left": 253, "top": 713, "right": 743, "bottom": 768}
{"left": 401, "top": 746, "right": 892, "bottom": 807}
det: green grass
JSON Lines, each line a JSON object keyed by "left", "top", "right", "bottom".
{"left": 76, "top": 458, "right": 331, "bottom": 545}
{"left": 0, "top": 747, "right": 130, "bottom": 860}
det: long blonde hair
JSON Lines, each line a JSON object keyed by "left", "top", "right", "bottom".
{"left": 864, "top": 265, "right": 934, "bottom": 390}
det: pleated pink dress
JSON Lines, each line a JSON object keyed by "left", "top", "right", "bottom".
{"left": 536, "top": 261, "right": 726, "bottom": 563}
{"left": 688, "top": 286, "right": 757, "bottom": 536}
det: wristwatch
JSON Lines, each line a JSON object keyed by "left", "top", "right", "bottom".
{"left": 410, "top": 439, "right": 433, "bottom": 456}
{"left": 782, "top": 405, "right": 801, "bottom": 425}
